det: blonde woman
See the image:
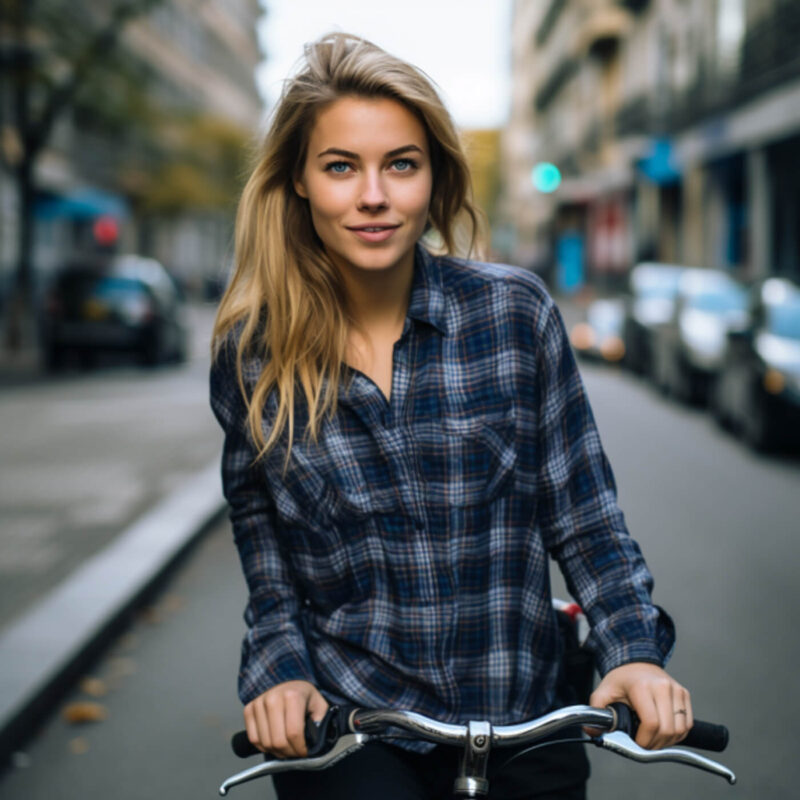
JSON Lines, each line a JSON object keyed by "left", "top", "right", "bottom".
{"left": 210, "top": 33, "right": 691, "bottom": 800}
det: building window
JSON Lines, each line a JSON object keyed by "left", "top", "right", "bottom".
{"left": 716, "top": 0, "right": 745, "bottom": 78}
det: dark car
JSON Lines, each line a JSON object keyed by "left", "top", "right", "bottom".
{"left": 41, "top": 254, "right": 188, "bottom": 370}
{"left": 651, "top": 269, "right": 748, "bottom": 404}
{"left": 711, "top": 278, "right": 800, "bottom": 451}
{"left": 621, "top": 262, "right": 686, "bottom": 375}
{"left": 570, "top": 298, "right": 626, "bottom": 364}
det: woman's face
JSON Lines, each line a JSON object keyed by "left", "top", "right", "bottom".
{"left": 294, "top": 95, "right": 433, "bottom": 279}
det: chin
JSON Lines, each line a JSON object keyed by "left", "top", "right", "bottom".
{"left": 337, "top": 246, "right": 411, "bottom": 274}
{"left": 354, "top": 255, "right": 404, "bottom": 272}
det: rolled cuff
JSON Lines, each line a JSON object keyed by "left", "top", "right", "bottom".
{"left": 238, "top": 631, "right": 317, "bottom": 705}
{"left": 590, "top": 605, "right": 676, "bottom": 677}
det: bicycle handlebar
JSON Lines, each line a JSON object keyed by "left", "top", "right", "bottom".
{"left": 230, "top": 702, "right": 729, "bottom": 758}
{"left": 222, "top": 704, "right": 735, "bottom": 796}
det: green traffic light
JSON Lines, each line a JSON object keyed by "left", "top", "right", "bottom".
{"left": 532, "top": 162, "right": 561, "bottom": 193}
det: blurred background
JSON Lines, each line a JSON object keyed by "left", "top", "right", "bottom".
{"left": 1, "top": 1, "right": 799, "bottom": 798}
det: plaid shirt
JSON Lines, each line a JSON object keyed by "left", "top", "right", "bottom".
{"left": 210, "top": 245, "right": 673, "bottom": 743}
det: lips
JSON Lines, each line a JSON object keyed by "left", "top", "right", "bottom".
{"left": 346, "top": 223, "right": 400, "bottom": 243}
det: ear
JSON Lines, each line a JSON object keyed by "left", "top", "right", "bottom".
{"left": 293, "top": 174, "right": 308, "bottom": 199}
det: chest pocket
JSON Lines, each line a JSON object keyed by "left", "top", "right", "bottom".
{"left": 264, "top": 447, "right": 391, "bottom": 612}
{"left": 412, "top": 410, "right": 517, "bottom": 507}
{"left": 266, "top": 431, "right": 401, "bottom": 530}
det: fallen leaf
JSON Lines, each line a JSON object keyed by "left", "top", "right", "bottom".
{"left": 115, "top": 633, "right": 139, "bottom": 652}
{"left": 62, "top": 702, "right": 108, "bottom": 724}
{"left": 105, "top": 656, "right": 137, "bottom": 689}
{"left": 107, "top": 656, "right": 137, "bottom": 678}
{"left": 69, "top": 737, "right": 90, "bottom": 755}
{"left": 139, "top": 606, "right": 162, "bottom": 625}
{"left": 80, "top": 677, "right": 108, "bottom": 697}
{"left": 161, "top": 594, "right": 185, "bottom": 614}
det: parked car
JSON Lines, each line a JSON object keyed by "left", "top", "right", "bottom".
{"left": 41, "top": 254, "right": 189, "bottom": 370}
{"left": 711, "top": 278, "right": 800, "bottom": 451}
{"left": 651, "top": 269, "right": 749, "bottom": 404}
{"left": 621, "top": 262, "right": 686, "bottom": 375}
{"left": 570, "top": 298, "right": 626, "bottom": 364}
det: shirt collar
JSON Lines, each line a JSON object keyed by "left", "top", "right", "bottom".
{"left": 407, "top": 243, "right": 448, "bottom": 335}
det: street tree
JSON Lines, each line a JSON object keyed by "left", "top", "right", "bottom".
{"left": 0, "top": 0, "right": 163, "bottom": 350}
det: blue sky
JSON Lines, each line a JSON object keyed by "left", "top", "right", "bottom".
{"left": 256, "top": 0, "right": 513, "bottom": 129}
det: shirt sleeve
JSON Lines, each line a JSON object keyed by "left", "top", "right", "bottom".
{"left": 534, "top": 302, "right": 675, "bottom": 676}
{"left": 209, "top": 340, "right": 316, "bottom": 703}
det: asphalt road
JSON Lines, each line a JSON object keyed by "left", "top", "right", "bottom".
{"left": 2, "top": 359, "right": 799, "bottom": 799}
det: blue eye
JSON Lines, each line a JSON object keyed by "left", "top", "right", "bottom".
{"left": 325, "top": 161, "right": 351, "bottom": 174}
{"left": 392, "top": 158, "right": 416, "bottom": 172}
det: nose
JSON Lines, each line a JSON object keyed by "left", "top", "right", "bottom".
{"left": 357, "top": 170, "right": 389, "bottom": 211}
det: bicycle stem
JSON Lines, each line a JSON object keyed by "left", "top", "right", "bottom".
{"left": 454, "top": 720, "right": 492, "bottom": 798}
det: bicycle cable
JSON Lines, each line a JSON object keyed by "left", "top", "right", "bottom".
{"left": 495, "top": 737, "right": 588, "bottom": 773}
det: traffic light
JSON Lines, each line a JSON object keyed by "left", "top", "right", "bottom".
{"left": 531, "top": 162, "right": 561, "bottom": 193}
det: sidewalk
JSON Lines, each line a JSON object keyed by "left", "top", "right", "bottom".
{"left": 0, "top": 461, "right": 227, "bottom": 767}
{"left": 0, "top": 302, "right": 227, "bottom": 766}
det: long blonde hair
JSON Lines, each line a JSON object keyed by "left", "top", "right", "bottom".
{"left": 212, "top": 32, "right": 483, "bottom": 461}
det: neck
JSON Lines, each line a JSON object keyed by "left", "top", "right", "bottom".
{"left": 335, "top": 252, "right": 415, "bottom": 334}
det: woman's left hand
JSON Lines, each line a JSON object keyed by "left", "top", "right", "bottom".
{"left": 589, "top": 662, "right": 693, "bottom": 749}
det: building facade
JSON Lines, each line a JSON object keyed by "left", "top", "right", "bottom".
{"left": 0, "top": 0, "right": 263, "bottom": 305}
{"left": 499, "top": 0, "right": 800, "bottom": 291}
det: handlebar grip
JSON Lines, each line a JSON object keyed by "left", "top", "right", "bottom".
{"left": 609, "top": 703, "right": 729, "bottom": 752}
{"left": 230, "top": 706, "right": 355, "bottom": 759}
{"left": 231, "top": 730, "right": 260, "bottom": 758}
{"left": 229, "top": 722, "right": 326, "bottom": 760}
{"left": 683, "top": 719, "right": 729, "bottom": 752}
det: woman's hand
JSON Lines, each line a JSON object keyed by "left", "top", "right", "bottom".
{"left": 589, "top": 662, "right": 693, "bottom": 749}
{"left": 243, "top": 680, "right": 329, "bottom": 758}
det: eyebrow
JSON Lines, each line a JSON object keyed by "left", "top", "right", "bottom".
{"left": 316, "top": 144, "right": 424, "bottom": 159}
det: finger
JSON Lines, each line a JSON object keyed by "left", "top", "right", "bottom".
{"left": 684, "top": 687, "right": 694, "bottom": 733}
{"left": 585, "top": 685, "right": 621, "bottom": 738}
{"left": 307, "top": 687, "right": 330, "bottom": 723}
{"left": 662, "top": 682, "right": 696, "bottom": 748}
{"left": 265, "top": 692, "right": 290, "bottom": 757}
{"left": 284, "top": 689, "right": 309, "bottom": 757}
{"left": 629, "top": 683, "right": 660, "bottom": 749}
{"left": 252, "top": 697, "right": 273, "bottom": 754}
{"left": 243, "top": 703, "right": 263, "bottom": 753}
{"left": 674, "top": 685, "right": 692, "bottom": 742}
{"left": 652, "top": 679, "right": 678, "bottom": 749}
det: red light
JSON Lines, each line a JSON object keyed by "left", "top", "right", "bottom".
{"left": 93, "top": 216, "right": 119, "bottom": 246}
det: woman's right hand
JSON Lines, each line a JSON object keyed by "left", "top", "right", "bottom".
{"left": 243, "top": 680, "right": 329, "bottom": 758}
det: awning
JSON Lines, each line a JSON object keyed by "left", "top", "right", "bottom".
{"left": 637, "top": 137, "right": 682, "bottom": 184}
{"left": 35, "top": 187, "right": 129, "bottom": 221}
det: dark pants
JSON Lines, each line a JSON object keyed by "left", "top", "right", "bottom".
{"left": 273, "top": 733, "right": 589, "bottom": 800}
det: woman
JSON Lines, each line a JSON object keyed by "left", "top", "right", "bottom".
{"left": 210, "top": 32, "right": 691, "bottom": 799}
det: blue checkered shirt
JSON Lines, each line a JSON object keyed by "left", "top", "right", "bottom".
{"left": 210, "top": 245, "right": 674, "bottom": 744}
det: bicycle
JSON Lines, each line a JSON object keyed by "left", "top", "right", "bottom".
{"left": 218, "top": 700, "right": 734, "bottom": 797}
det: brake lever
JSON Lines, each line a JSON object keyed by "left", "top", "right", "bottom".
{"left": 593, "top": 731, "right": 736, "bottom": 785}
{"left": 218, "top": 733, "right": 370, "bottom": 796}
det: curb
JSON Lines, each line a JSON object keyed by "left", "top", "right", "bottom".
{"left": 0, "top": 462, "right": 226, "bottom": 766}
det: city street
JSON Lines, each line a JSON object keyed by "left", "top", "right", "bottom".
{"left": 1, "top": 357, "right": 798, "bottom": 799}
{"left": 3, "top": 3, "right": 800, "bottom": 798}
{"left": 0, "top": 302, "right": 223, "bottom": 631}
